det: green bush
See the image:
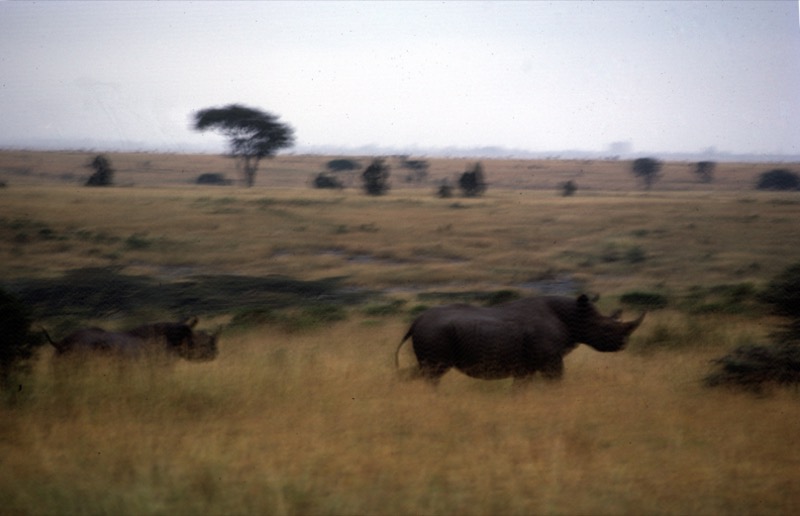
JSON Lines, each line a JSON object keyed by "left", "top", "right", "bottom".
{"left": 705, "top": 341, "right": 800, "bottom": 392}
{"left": 229, "top": 304, "right": 347, "bottom": 333}
{"left": 620, "top": 291, "right": 668, "bottom": 310}
{"left": 0, "top": 288, "right": 42, "bottom": 405}
{"left": 761, "top": 262, "right": 800, "bottom": 341}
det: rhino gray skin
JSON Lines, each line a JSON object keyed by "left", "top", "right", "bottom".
{"left": 396, "top": 294, "right": 644, "bottom": 385}
{"left": 43, "top": 317, "right": 219, "bottom": 363}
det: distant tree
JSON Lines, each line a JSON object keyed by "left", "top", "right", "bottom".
{"left": 560, "top": 180, "right": 578, "bottom": 197}
{"left": 361, "top": 158, "right": 391, "bottom": 195}
{"left": 193, "top": 104, "right": 295, "bottom": 187}
{"left": 326, "top": 159, "right": 361, "bottom": 172}
{"left": 756, "top": 169, "right": 800, "bottom": 191}
{"left": 85, "top": 154, "right": 114, "bottom": 186}
{"left": 458, "top": 162, "right": 487, "bottom": 197}
{"left": 694, "top": 161, "right": 716, "bottom": 183}
{"left": 0, "top": 288, "right": 41, "bottom": 405}
{"left": 437, "top": 179, "right": 454, "bottom": 198}
{"left": 631, "top": 157, "right": 662, "bottom": 190}
{"left": 312, "top": 172, "right": 344, "bottom": 189}
{"left": 400, "top": 159, "right": 430, "bottom": 183}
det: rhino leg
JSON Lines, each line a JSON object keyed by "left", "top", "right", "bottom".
{"left": 417, "top": 360, "right": 450, "bottom": 386}
{"left": 540, "top": 358, "right": 564, "bottom": 381}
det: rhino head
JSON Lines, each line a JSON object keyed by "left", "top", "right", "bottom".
{"left": 573, "top": 294, "right": 645, "bottom": 352}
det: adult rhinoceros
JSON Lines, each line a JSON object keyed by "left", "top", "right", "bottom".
{"left": 396, "top": 294, "right": 644, "bottom": 385}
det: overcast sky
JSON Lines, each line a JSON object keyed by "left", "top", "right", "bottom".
{"left": 1, "top": 1, "right": 798, "bottom": 156}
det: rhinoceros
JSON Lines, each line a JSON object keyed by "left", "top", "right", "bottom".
{"left": 43, "top": 317, "right": 219, "bottom": 363}
{"left": 396, "top": 294, "right": 644, "bottom": 385}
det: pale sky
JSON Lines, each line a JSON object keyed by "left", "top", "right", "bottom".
{"left": 1, "top": 1, "right": 798, "bottom": 156}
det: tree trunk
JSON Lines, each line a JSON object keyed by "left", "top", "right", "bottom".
{"left": 241, "top": 157, "right": 260, "bottom": 187}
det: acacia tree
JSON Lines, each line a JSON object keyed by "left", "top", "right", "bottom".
{"left": 458, "top": 162, "right": 487, "bottom": 197}
{"left": 694, "top": 161, "right": 716, "bottom": 183}
{"left": 85, "top": 154, "right": 114, "bottom": 186}
{"left": 361, "top": 158, "right": 391, "bottom": 195}
{"left": 631, "top": 157, "right": 662, "bottom": 190}
{"left": 193, "top": 104, "right": 295, "bottom": 187}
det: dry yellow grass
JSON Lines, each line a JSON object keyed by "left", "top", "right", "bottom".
{"left": 3, "top": 319, "right": 799, "bottom": 515}
{"left": 1, "top": 150, "right": 799, "bottom": 514}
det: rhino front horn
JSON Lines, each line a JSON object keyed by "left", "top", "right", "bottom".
{"left": 627, "top": 312, "right": 646, "bottom": 333}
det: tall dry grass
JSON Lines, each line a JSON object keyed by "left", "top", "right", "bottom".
{"left": 2, "top": 319, "right": 799, "bottom": 515}
{"left": 2, "top": 151, "right": 799, "bottom": 513}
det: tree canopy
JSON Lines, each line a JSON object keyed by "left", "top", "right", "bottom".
{"left": 193, "top": 104, "right": 294, "bottom": 187}
{"left": 459, "top": 162, "right": 487, "bottom": 197}
{"left": 85, "top": 154, "right": 114, "bottom": 186}
{"left": 631, "top": 157, "right": 662, "bottom": 190}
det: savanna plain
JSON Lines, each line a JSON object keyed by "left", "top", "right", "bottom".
{"left": 1, "top": 150, "right": 799, "bottom": 514}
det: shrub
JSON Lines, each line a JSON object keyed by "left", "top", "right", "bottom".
{"left": 705, "top": 263, "right": 800, "bottom": 392}
{"left": 704, "top": 341, "right": 800, "bottom": 392}
{"left": 361, "top": 158, "right": 390, "bottom": 196}
{"left": 437, "top": 180, "right": 454, "bottom": 198}
{"left": 196, "top": 173, "right": 232, "bottom": 186}
{"left": 694, "top": 161, "right": 715, "bottom": 183}
{"left": 620, "top": 291, "right": 668, "bottom": 310}
{"left": 312, "top": 172, "right": 344, "bottom": 189}
{"left": 560, "top": 180, "right": 577, "bottom": 197}
{"left": 0, "top": 288, "right": 41, "bottom": 405}
{"left": 326, "top": 159, "right": 360, "bottom": 172}
{"left": 760, "top": 262, "right": 800, "bottom": 341}
{"left": 458, "top": 162, "right": 487, "bottom": 197}
{"left": 756, "top": 169, "right": 799, "bottom": 191}
{"left": 85, "top": 154, "right": 114, "bottom": 186}
{"left": 229, "top": 304, "right": 347, "bottom": 332}
{"left": 362, "top": 299, "right": 407, "bottom": 317}
{"left": 682, "top": 283, "right": 759, "bottom": 315}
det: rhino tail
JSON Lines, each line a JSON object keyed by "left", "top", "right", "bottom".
{"left": 395, "top": 326, "right": 415, "bottom": 371}
{"left": 42, "top": 328, "right": 63, "bottom": 352}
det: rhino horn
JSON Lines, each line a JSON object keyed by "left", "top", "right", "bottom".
{"left": 626, "top": 312, "right": 646, "bottom": 333}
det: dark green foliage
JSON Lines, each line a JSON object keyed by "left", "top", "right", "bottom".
{"left": 437, "top": 180, "right": 454, "bottom": 198}
{"left": 761, "top": 262, "right": 800, "bottom": 341}
{"left": 400, "top": 158, "right": 429, "bottom": 183}
{"left": 7, "top": 267, "right": 369, "bottom": 320}
{"left": 196, "top": 173, "right": 232, "bottom": 186}
{"left": 326, "top": 159, "right": 360, "bottom": 172}
{"left": 458, "top": 162, "right": 487, "bottom": 197}
{"left": 756, "top": 169, "right": 799, "bottom": 191}
{"left": 417, "top": 289, "right": 521, "bottom": 306}
{"left": 631, "top": 157, "right": 662, "bottom": 190}
{"left": 193, "top": 104, "right": 295, "bottom": 187}
{"left": 312, "top": 172, "right": 344, "bottom": 189}
{"left": 706, "top": 264, "right": 800, "bottom": 392}
{"left": 683, "top": 283, "right": 759, "bottom": 315}
{"left": 362, "top": 298, "right": 407, "bottom": 316}
{"left": 0, "top": 288, "right": 41, "bottom": 405}
{"left": 694, "top": 161, "right": 716, "bottom": 183}
{"left": 362, "top": 158, "right": 390, "bottom": 195}
{"left": 620, "top": 291, "right": 668, "bottom": 310}
{"left": 229, "top": 303, "right": 347, "bottom": 332}
{"left": 85, "top": 154, "right": 114, "bottom": 186}
{"left": 704, "top": 342, "right": 800, "bottom": 392}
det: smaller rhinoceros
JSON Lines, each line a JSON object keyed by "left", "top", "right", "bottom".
{"left": 396, "top": 294, "right": 644, "bottom": 385}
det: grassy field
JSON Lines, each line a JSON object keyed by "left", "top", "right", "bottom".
{"left": 1, "top": 150, "right": 799, "bottom": 514}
